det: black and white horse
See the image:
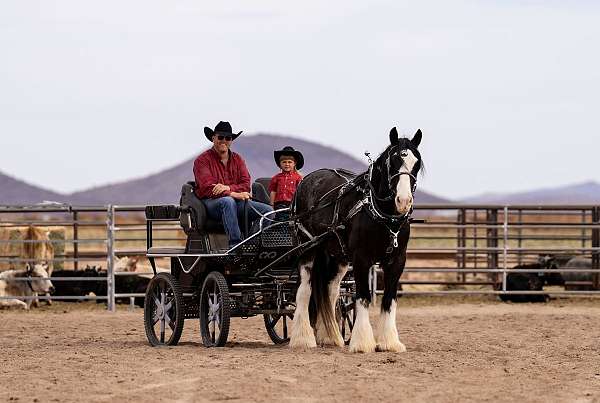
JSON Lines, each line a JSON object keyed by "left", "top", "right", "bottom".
{"left": 289, "top": 128, "right": 423, "bottom": 353}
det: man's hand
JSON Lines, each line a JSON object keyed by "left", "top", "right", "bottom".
{"left": 230, "top": 191, "right": 251, "bottom": 201}
{"left": 212, "top": 183, "right": 230, "bottom": 195}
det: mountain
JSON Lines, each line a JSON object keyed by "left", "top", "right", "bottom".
{"left": 461, "top": 181, "right": 600, "bottom": 204}
{"left": 67, "top": 134, "right": 449, "bottom": 205}
{"left": 0, "top": 170, "right": 65, "bottom": 205}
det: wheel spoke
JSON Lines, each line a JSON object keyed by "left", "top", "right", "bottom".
{"left": 271, "top": 314, "right": 282, "bottom": 328}
{"left": 152, "top": 312, "right": 160, "bottom": 325}
{"left": 282, "top": 315, "right": 288, "bottom": 339}
{"left": 164, "top": 312, "right": 174, "bottom": 330}
{"left": 153, "top": 295, "right": 161, "bottom": 308}
{"left": 215, "top": 311, "right": 221, "bottom": 328}
{"left": 164, "top": 299, "right": 173, "bottom": 312}
{"left": 211, "top": 319, "right": 216, "bottom": 343}
{"left": 160, "top": 317, "right": 165, "bottom": 343}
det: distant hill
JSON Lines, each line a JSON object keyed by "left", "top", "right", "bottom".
{"left": 461, "top": 181, "right": 600, "bottom": 205}
{"left": 67, "top": 134, "right": 449, "bottom": 205}
{"left": 0, "top": 170, "right": 65, "bottom": 205}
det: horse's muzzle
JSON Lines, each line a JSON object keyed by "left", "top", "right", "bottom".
{"left": 395, "top": 195, "right": 413, "bottom": 215}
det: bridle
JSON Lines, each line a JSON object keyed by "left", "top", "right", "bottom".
{"left": 367, "top": 144, "right": 418, "bottom": 203}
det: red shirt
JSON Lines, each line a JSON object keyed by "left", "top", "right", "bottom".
{"left": 269, "top": 171, "right": 302, "bottom": 204}
{"left": 193, "top": 148, "right": 251, "bottom": 199}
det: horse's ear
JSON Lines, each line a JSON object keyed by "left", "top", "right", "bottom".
{"left": 411, "top": 129, "right": 422, "bottom": 147}
{"left": 389, "top": 127, "right": 399, "bottom": 145}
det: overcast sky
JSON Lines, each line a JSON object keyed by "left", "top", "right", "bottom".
{"left": 1, "top": 0, "right": 599, "bottom": 199}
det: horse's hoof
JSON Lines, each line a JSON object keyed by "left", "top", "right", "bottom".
{"left": 376, "top": 341, "right": 406, "bottom": 353}
{"left": 349, "top": 335, "right": 377, "bottom": 353}
{"left": 349, "top": 342, "right": 376, "bottom": 353}
{"left": 289, "top": 337, "right": 317, "bottom": 349}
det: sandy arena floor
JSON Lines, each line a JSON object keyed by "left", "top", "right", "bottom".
{"left": 2, "top": 297, "right": 600, "bottom": 403}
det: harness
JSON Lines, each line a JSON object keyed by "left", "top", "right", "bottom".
{"left": 251, "top": 147, "right": 419, "bottom": 277}
{"left": 297, "top": 146, "right": 418, "bottom": 257}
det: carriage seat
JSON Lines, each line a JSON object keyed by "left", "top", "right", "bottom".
{"left": 179, "top": 181, "right": 273, "bottom": 235}
{"left": 180, "top": 182, "right": 225, "bottom": 234}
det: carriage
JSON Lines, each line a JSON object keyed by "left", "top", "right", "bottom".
{"left": 142, "top": 180, "right": 356, "bottom": 347}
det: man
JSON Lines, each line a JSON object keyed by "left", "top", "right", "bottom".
{"left": 193, "top": 121, "right": 273, "bottom": 248}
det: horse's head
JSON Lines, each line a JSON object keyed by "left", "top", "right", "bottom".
{"left": 377, "top": 127, "right": 422, "bottom": 215}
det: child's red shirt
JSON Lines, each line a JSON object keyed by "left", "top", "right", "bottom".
{"left": 269, "top": 171, "right": 303, "bottom": 203}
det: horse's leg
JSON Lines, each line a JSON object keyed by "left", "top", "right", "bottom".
{"left": 376, "top": 256, "right": 406, "bottom": 353}
{"left": 315, "top": 263, "right": 348, "bottom": 347}
{"left": 290, "top": 258, "right": 317, "bottom": 349}
{"left": 349, "top": 259, "right": 376, "bottom": 353}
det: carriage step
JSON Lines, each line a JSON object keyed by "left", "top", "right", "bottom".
{"left": 147, "top": 247, "right": 186, "bottom": 255}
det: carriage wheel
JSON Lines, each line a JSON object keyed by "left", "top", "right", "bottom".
{"left": 337, "top": 294, "right": 356, "bottom": 345}
{"left": 199, "top": 271, "right": 231, "bottom": 347}
{"left": 264, "top": 312, "right": 294, "bottom": 344}
{"left": 144, "top": 272, "right": 185, "bottom": 347}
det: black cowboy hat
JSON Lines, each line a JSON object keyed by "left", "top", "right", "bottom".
{"left": 204, "top": 121, "right": 243, "bottom": 142}
{"left": 274, "top": 146, "right": 304, "bottom": 170}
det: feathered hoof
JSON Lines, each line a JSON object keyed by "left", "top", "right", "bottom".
{"left": 289, "top": 334, "right": 317, "bottom": 349}
{"left": 315, "top": 325, "right": 344, "bottom": 347}
{"left": 348, "top": 335, "right": 377, "bottom": 353}
{"left": 376, "top": 340, "right": 406, "bottom": 353}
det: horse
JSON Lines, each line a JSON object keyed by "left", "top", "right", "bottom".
{"left": 289, "top": 127, "right": 423, "bottom": 353}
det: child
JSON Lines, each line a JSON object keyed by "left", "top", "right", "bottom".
{"left": 269, "top": 146, "right": 304, "bottom": 211}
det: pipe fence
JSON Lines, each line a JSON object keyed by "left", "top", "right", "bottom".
{"left": 1, "top": 203, "right": 599, "bottom": 311}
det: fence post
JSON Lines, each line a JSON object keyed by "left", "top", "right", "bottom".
{"left": 457, "top": 208, "right": 466, "bottom": 282}
{"left": 107, "top": 205, "right": 116, "bottom": 312}
{"left": 502, "top": 206, "right": 509, "bottom": 292}
{"left": 486, "top": 208, "right": 499, "bottom": 284}
{"left": 592, "top": 206, "right": 599, "bottom": 290}
{"left": 370, "top": 265, "right": 377, "bottom": 304}
{"left": 72, "top": 210, "right": 79, "bottom": 271}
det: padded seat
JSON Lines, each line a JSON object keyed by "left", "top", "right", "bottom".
{"left": 180, "top": 182, "right": 225, "bottom": 234}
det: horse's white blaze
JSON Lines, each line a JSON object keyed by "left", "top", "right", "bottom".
{"left": 289, "top": 265, "right": 317, "bottom": 349}
{"left": 348, "top": 298, "right": 376, "bottom": 353}
{"left": 376, "top": 300, "right": 406, "bottom": 353}
{"left": 395, "top": 149, "right": 417, "bottom": 214}
{"left": 316, "top": 264, "right": 348, "bottom": 346}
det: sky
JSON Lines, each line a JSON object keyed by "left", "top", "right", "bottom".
{"left": 1, "top": 0, "right": 599, "bottom": 199}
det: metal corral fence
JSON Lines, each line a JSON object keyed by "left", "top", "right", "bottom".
{"left": 1, "top": 204, "right": 599, "bottom": 311}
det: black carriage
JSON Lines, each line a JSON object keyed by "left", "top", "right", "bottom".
{"left": 142, "top": 181, "right": 356, "bottom": 347}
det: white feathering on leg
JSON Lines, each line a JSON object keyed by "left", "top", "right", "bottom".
{"left": 348, "top": 298, "right": 376, "bottom": 353}
{"left": 376, "top": 300, "right": 406, "bottom": 352}
{"left": 290, "top": 266, "right": 317, "bottom": 349}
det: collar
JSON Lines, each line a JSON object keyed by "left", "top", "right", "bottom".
{"left": 209, "top": 147, "right": 233, "bottom": 160}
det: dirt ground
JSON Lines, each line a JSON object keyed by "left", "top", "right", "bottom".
{"left": 2, "top": 297, "right": 600, "bottom": 403}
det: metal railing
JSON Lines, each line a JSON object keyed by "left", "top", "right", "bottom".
{"left": 1, "top": 203, "right": 599, "bottom": 311}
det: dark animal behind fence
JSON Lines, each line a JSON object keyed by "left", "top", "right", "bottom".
{"left": 500, "top": 263, "right": 547, "bottom": 303}
{"left": 51, "top": 265, "right": 149, "bottom": 306}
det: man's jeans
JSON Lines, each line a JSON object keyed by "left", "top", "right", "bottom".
{"left": 202, "top": 196, "right": 273, "bottom": 247}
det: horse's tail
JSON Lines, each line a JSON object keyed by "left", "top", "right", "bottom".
{"left": 310, "top": 246, "right": 338, "bottom": 341}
